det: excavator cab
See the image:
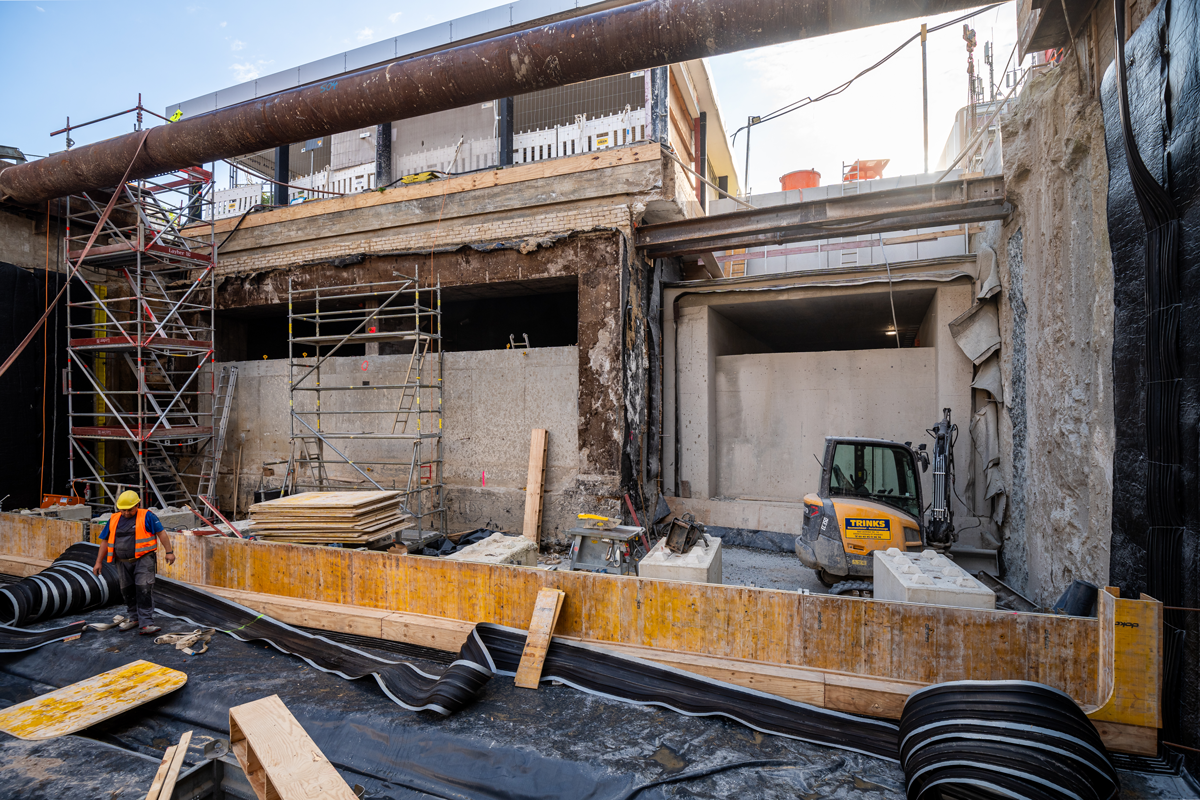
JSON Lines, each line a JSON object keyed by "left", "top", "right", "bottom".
{"left": 795, "top": 410, "right": 956, "bottom": 594}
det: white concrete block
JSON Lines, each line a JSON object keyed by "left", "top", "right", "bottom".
{"left": 874, "top": 548, "right": 994, "bottom": 609}
{"left": 150, "top": 507, "right": 201, "bottom": 530}
{"left": 445, "top": 532, "right": 538, "bottom": 567}
{"left": 637, "top": 535, "right": 722, "bottom": 584}
{"left": 56, "top": 505, "right": 93, "bottom": 521}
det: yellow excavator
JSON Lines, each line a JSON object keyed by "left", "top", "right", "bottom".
{"left": 794, "top": 409, "right": 957, "bottom": 596}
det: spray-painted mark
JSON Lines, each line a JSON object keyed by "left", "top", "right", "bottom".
{"left": 318, "top": 81, "right": 338, "bottom": 93}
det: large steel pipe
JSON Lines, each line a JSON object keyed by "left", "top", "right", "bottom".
{"left": 0, "top": 0, "right": 987, "bottom": 204}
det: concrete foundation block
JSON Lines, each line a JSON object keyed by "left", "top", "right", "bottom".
{"left": 637, "top": 535, "right": 722, "bottom": 584}
{"left": 874, "top": 548, "right": 995, "bottom": 609}
{"left": 55, "top": 505, "right": 93, "bottom": 521}
{"left": 445, "top": 532, "right": 538, "bottom": 567}
{"left": 151, "top": 507, "right": 201, "bottom": 530}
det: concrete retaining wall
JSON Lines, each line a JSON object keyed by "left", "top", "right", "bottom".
{"left": 216, "top": 346, "right": 585, "bottom": 541}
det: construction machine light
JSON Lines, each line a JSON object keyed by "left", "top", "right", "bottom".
{"left": 885, "top": 330, "right": 897, "bottom": 335}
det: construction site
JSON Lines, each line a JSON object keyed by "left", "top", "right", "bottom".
{"left": 0, "top": 0, "right": 1196, "bottom": 797}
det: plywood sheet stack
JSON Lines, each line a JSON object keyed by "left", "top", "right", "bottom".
{"left": 246, "top": 491, "right": 412, "bottom": 546}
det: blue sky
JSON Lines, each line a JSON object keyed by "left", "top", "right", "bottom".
{"left": 0, "top": 0, "right": 1019, "bottom": 192}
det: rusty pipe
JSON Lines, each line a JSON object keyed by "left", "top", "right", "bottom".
{"left": 0, "top": 0, "right": 985, "bottom": 204}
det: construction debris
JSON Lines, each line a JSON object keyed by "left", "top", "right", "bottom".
{"left": 143, "top": 730, "right": 193, "bottom": 800}
{"left": 444, "top": 532, "right": 538, "bottom": 566}
{"left": 246, "top": 491, "right": 412, "bottom": 546}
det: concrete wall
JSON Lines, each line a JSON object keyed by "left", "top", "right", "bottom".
{"left": 713, "top": 349, "right": 937, "bottom": 502}
{"left": 216, "top": 346, "right": 584, "bottom": 540}
{"left": 980, "top": 56, "right": 1115, "bottom": 602}
{"left": 667, "top": 280, "right": 976, "bottom": 522}
{"left": 0, "top": 208, "right": 64, "bottom": 273}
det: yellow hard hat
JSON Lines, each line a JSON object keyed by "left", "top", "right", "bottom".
{"left": 116, "top": 490, "right": 141, "bottom": 510}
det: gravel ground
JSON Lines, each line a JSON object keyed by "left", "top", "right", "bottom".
{"left": 720, "top": 543, "right": 829, "bottom": 593}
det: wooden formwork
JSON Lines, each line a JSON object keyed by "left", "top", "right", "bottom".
{"left": 0, "top": 513, "right": 1161, "bottom": 754}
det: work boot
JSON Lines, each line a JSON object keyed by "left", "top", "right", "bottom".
{"left": 118, "top": 620, "right": 138, "bottom": 631}
{"left": 138, "top": 625, "right": 161, "bottom": 636}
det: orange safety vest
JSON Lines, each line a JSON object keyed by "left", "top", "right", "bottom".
{"left": 106, "top": 509, "right": 158, "bottom": 563}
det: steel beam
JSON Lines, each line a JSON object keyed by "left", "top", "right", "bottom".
{"left": 1, "top": 0, "right": 990, "bottom": 204}
{"left": 636, "top": 176, "right": 1009, "bottom": 257}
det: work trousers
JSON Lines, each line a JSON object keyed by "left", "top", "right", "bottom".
{"left": 113, "top": 552, "right": 157, "bottom": 628}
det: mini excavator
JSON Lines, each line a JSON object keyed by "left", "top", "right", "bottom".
{"left": 794, "top": 409, "right": 958, "bottom": 596}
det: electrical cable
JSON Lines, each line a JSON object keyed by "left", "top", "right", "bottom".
{"left": 729, "top": 3, "right": 1004, "bottom": 147}
{"left": 659, "top": 144, "right": 754, "bottom": 209}
{"left": 222, "top": 159, "right": 346, "bottom": 196}
{"left": 878, "top": 231, "right": 901, "bottom": 349}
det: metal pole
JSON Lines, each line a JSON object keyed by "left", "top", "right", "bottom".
{"left": 375, "top": 122, "right": 392, "bottom": 188}
{"left": 921, "top": 23, "right": 929, "bottom": 174}
{"left": 273, "top": 146, "right": 289, "bottom": 207}
{"left": 744, "top": 116, "right": 752, "bottom": 199}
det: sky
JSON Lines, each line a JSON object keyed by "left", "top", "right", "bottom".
{"left": 0, "top": 0, "right": 1020, "bottom": 193}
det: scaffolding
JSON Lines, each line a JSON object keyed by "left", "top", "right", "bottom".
{"left": 286, "top": 275, "right": 445, "bottom": 536}
{"left": 65, "top": 165, "right": 218, "bottom": 512}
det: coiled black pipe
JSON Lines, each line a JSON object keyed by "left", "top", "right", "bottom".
{"left": 900, "top": 681, "right": 1120, "bottom": 800}
{"left": 0, "top": 543, "right": 118, "bottom": 626}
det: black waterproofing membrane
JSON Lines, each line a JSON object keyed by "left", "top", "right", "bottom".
{"left": 0, "top": 619, "right": 86, "bottom": 653}
{"left": 29, "top": 543, "right": 1122, "bottom": 798}
{"left": 899, "top": 681, "right": 1120, "bottom": 800}
{"left": 0, "top": 546, "right": 112, "bottom": 625}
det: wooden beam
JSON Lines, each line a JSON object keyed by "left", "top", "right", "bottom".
{"left": 145, "top": 730, "right": 192, "bottom": 800}
{"left": 229, "top": 694, "right": 358, "bottom": 800}
{"left": 199, "top": 146, "right": 658, "bottom": 237}
{"left": 522, "top": 429, "right": 549, "bottom": 545}
{"left": 514, "top": 588, "right": 565, "bottom": 688}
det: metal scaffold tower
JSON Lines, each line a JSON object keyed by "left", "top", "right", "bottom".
{"left": 286, "top": 275, "right": 445, "bottom": 536}
{"left": 65, "top": 165, "right": 219, "bottom": 512}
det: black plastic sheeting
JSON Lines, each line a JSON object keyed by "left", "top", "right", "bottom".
{"left": 0, "top": 605, "right": 909, "bottom": 800}
{"left": 0, "top": 619, "right": 86, "bottom": 653}
{"left": 0, "top": 261, "right": 80, "bottom": 509}
{"left": 899, "top": 681, "right": 1120, "bottom": 800}
{"left": 55, "top": 543, "right": 901, "bottom": 760}
{"left": 1101, "top": 0, "right": 1200, "bottom": 761}
{"left": 0, "top": 546, "right": 113, "bottom": 625}
{"left": 18, "top": 544, "right": 1134, "bottom": 799}
{"left": 474, "top": 624, "right": 900, "bottom": 761}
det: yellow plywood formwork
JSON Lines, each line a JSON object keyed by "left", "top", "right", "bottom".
{"left": 0, "top": 513, "right": 1163, "bottom": 753}
{"left": 0, "top": 660, "right": 187, "bottom": 740}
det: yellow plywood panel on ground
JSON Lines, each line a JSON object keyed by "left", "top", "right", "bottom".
{"left": 229, "top": 694, "right": 358, "bottom": 800}
{"left": 0, "top": 660, "right": 186, "bottom": 740}
{"left": 514, "top": 588, "right": 565, "bottom": 689}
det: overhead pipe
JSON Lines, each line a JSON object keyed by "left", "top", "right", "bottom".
{"left": 0, "top": 0, "right": 986, "bottom": 204}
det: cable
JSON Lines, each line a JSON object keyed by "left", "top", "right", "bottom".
{"left": 40, "top": 202, "right": 50, "bottom": 500}
{"left": 222, "top": 159, "right": 346, "bottom": 196}
{"left": 660, "top": 144, "right": 754, "bottom": 209}
{"left": 729, "top": 3, "right": 1004, "bottom": 146}
{"left": 878, "top": 231, "right": 901, "bottom": 349}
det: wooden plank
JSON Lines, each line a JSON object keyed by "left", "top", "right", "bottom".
{"left": 148, "top": 730, "right": 192, "bottom": 800}
{"left": 521, "top": 429, "right": 549, "bottom": 545}
{"left": 1089, "top": 719, "right": 1159, "bottom": 757}
{"left": 143, "top": 745, "right": 176, "bottom": 800}
{"left": 205, "top": 586, "right": 390, "bottom": 639}
{"left": 514, "top": 588, "right": 565, "bottom": 689}
{"left": 0, "top": 660, "right": 187, "bottom": 740}
{"left": 201, "top": 147, "right": 655, "bottom": 236}
{"left": 229, "top": 694, "right": 358, "bottom": 800}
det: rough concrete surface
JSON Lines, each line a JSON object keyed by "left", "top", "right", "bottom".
{"left": 988, "top": 56, "right": 1116, "bottom": 603}
{"left": 721, "top": 545, "right": 828, "bottom": 593}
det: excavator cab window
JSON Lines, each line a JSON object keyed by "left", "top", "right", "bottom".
{"left": 829, "top": 442, "right": 920, "bottom": 519}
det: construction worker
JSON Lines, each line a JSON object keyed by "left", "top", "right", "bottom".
{"left": 91, "top": 490, "right": 176, "bottom": 634}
